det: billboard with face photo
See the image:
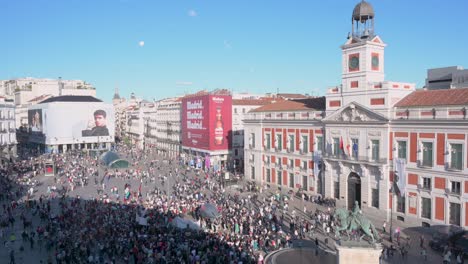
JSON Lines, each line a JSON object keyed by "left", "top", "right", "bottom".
{"left": 29, "top": 102, "right": 115, "bottom": 145}
{"left": 81, "top": 109, "right": 110, "bottom": 137}
{"left": 28, "top": 109, "right": 43, "bottom": 132}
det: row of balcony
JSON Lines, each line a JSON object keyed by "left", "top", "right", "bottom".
{"left": 251, "top": 144, "right": 310, "bottom": 155}
{"left": 250, "top": 159, "right": 309, "bottom": 172}
{"left": 322, "top": 153, "right": 387, "bottom": 164}
{"left": 154, "top": 137, "right": 181, "bottom": 144}
{"left": 415, "top": 184, "right": 462, "bottom": 197}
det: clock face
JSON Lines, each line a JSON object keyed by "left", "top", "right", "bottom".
{"left": 371, "top": 54, "right": 379, "bottom": 70}
{"left": 349, "top": 56, "right": 359, "bottom": 71}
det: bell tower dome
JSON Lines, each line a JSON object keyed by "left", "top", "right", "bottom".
{"left": 352, "top": 0, "right": 375, "bottom": 39}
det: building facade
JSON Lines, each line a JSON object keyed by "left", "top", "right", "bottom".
{"left": 181, "top": 89, "right": 232, "bottom": 171}
{"left": 112, "top": 87, "right": 127, "bottom": 140}
{"left": 243, "top": 1, "right": 468, "bottom": 228}
{"left": 25, "top": 96, "right": 114, "bottom": 153}
{"left": 0, "top": 97, "right": 17, "bottom": 164}
{"left": 232, "top": 98, "right": 276, "bottom": 173}
{"left": 154, "top": 97, "right": 182, "bottom": 158}
{"left": 244, "top": 98, "right": 326, "bottom": 193}
{"left": 126, "top": 100, "right": 156, "bottom": 150}
{"left": 390, "top": 89, "right": 468, "bottom": 226}
{"left": 425, "top": 66, "right": 468, "bottom": 90}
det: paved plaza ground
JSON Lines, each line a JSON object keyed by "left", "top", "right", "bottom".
{"left": 0, "top": 150, "right": 449, "bottom": 263}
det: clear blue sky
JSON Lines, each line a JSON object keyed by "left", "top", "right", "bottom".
{"left": 4, "top": 0, "right": 468, "bottom": 102}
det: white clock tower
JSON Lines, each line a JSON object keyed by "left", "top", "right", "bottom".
{"left": 326, "top": 1, "right": 415, "bottom": 116}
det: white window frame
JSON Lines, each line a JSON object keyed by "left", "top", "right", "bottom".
{"left": 300, "top": 134, "right": 308, "bottom": 153}
{"left": 450, "top": 180, "right": 461, "bottom": 195}
{"left": 287, "top": 134, "right": 295, "bottom": 152}
{"left": 396, "top": 140, "right": 408, "bottom": 160}
{"left": 447, "top": 141, "right": 464, "bottom": 171}
{"left": 264, "top": 133, "right": 271, "bottom": 149}
{"left": 419, "top": 140, "right": 435, "bottom": 167}
{"left": 316, "top": 136, "right": 323, "bottom": 152}
{"left": 371, "top": 139, "right": 380, "bottom": 162}
{"left": 276, "top": 133, "right": 283, "bottom": 150}
{"left": 421, "top": 176, "right": 432, "bottom": 190}
{"left": 275, "top": 156, "right": 281, "bottom": 167}
{"left": 249, "top": 133, "right": 255, "bottom": 148}
{"left": 332, "top": 137, "right": 340, "bottom": 156}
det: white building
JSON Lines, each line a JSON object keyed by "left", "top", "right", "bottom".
{"left": 0, "top": 78, "right": 96, "bottom": 127}
{"left": 153, "top": 97, "right": 182, "bottom": 158}
{"left": 231, "top": 97, "right": 276, "bottom": 173}
{"left": 0, "top": 97, "right": 17, "bottom": 164}
{"left": 26, "top": 96, "right": 114, "bottom": 153}
{"left": 126, "top": 100, "right": 156, "bottom": 149}
{"left": 112, "top": 87, "right": 128, "bottom": 139}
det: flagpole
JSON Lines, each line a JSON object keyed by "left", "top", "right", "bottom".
{"left": 390, "top": 182, "right": 394, "bottom": 243}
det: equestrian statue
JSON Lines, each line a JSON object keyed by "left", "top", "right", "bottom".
{"left": 333, "top": 201, "right": 380, "bottom": 244}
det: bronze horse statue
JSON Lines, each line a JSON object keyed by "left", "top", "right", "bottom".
{"left": 333, "top": 202, "right": 380, "bottom": 243}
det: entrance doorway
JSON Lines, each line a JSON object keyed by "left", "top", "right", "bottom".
{"left": 348, "top": 172, "right": 361, "bottom": 210}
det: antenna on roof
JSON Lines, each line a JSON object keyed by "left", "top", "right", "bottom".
{"left": 58, "top": 77, "right": 63, "bottom": 96}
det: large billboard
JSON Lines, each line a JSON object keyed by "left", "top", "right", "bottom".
{"left": 182, "top": 94, "right": 232, "bottom": 151}
{"left": 29, "top": 102, "right": 115, "bottom": 144}
{"left": 28, "top": 109, "right": 43, "bottom": 133}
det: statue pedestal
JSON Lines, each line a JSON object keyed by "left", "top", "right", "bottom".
{"left": 335, "top": 241, "right": 382, "bottom": 264}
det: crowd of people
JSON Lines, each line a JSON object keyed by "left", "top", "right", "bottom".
{"left": 1, "top": 145, "right": 339, "bottom": 263}
{"left": 0, "top": 144, "right": 460, "bottom": 263}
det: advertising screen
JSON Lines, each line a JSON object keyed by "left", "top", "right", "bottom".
{"left": 30, "top": 102, "right": 115, "bottom": 144}
{"left": 182, "top": 95, "right": 210, "bottom": 150}
{"left": 28, "top": 109, "right": 43, "bottom": 133}
{"left": 208, "top": 95, "right": 232, "bottom": 151}
{"left": 182, "top": 94, "right": 232, "bottom": 151}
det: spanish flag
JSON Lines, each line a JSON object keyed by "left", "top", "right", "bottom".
{"left": 340, "top": 137, "right": 344, "bottom": 152}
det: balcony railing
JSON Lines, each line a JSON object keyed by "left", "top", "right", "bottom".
{"left": 446, "top": 188, "right": 461, "bottom": 196}
{"left": 417, "top": 160, "right": 433, "bottom": 168}
{"left": 417, "top": 183, "right": 431, "bottom": 192}
{"left": 323, "top": 153, "right": 387, "bottom": 164}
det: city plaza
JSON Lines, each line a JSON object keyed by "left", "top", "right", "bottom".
{"left": 0, "top": 1, "right": 467, "bottom": 264}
